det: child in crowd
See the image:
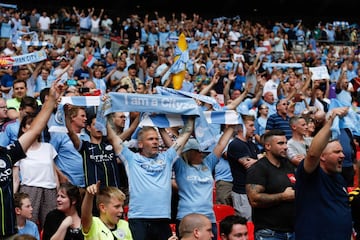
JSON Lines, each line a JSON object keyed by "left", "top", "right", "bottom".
{"left": 14, "top": 192, "right": 40, "bottom": 240}
{"left": 81, "top": 181, "right": 133, "bottom": 240}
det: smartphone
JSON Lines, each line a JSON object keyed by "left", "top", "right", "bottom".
{"left": 78, "top": 87, "right": 90, "bottom": 94}
{"left": 294, "top": 93, "right": 302, "bottom": 102}
{"left": 146, "top": 77, "right": 153, "bottom": 85}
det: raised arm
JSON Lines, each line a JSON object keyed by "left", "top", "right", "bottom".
{"left": 172, "top": 116, "right": 195, "bottom": 155}
{"left": 305, "top": 107, "right": 349, "bottom": 173}
{"left": 18, "top": 80, "right": 62, "bottom": 152}
{"left": 212, "top": 125, "right": 235, "bottom": 158}
{"left": 98, "top": 9, "right": 104, "bottom": 20}
{"left": 107, "top": 112, "right": 140, "bottom": 155}
{"left": 198, "top": 70, "right": 219, "bottom": 96}
{"left": 81, "top": 181, "right": 100, "bottom": 234}
{"left": 225, "top": 83, "right": 250, "bottom": 110}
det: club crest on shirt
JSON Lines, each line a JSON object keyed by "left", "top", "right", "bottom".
{"left": 0, "top": 159, "right": 11, "bottom": 183}
{"left": 140, "top": 159, "right": 166, "bottom": 172}
{"left": 105, "top": 144, "right": 113, "bottom": 151}
{"left": 0, "top": 159, "right": 6, "bottom": 168}
{"left": 54, "top": 110, "right": 64, "bottom": 125}
{"left": 112, "top": 229, "right": 126, "bottom": 239}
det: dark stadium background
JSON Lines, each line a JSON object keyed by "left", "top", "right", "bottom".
{"left": 6, "top": 0, "right": 360, "bottom": 26}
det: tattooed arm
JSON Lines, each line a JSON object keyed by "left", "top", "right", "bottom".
{"left": 245, "top": 184, "right": 294, "bottom": 208}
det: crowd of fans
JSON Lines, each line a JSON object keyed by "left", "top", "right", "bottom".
{"left": 0, "top": 4, "right": 360, "bottom": 240}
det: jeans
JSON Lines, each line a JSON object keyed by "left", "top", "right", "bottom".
{"left": 255, "top": 229, "right": 295, "bottom": 240}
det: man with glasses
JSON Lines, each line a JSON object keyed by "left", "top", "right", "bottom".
{"left": 265, "top": 99, "right": 292, "bottom": 139}
{"left": 0, "top": 97, "right": 10, "bottom": 131}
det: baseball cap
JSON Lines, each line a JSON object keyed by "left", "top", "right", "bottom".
{"left": 182, "top": 138, "right": 200, "bottom": 153}
{"left": 59, "top": 56, "right": 69, "bottom": 62}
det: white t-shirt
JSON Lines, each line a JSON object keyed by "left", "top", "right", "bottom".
{"left": 38, "top": 16, "right": 51, "bottom": 31}
{"left": 14, "top": 143, "right": 58, "bottom": 189}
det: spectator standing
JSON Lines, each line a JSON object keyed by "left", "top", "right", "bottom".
{"left": 246, "top": 129, "right": 295, "bottom": 240}
{"left": 286, "top": 115, "right": 313, "bottom": 168}
{"left": 50, "top": 105, "right": 89, "bottom": 188}
{"left": 0, "top": 96, "right": 38, "bottom": 146}
{"left": 13, "top": 114, "right": 58, "bottom": 229}
{"left": 90, "top": 9, "right": 104, "bottom": 35}
{"left": 259, "top": 91, "right": 276, "bottom": 116}
{"left": 0, "top": 80, "right": 60, "bottom": 239}
{"left": 227, "top": 115, "right": 259, "bottom": 221}
{"left": 109, "top": 59, "right": 128, "bottom": 92}
{"left": 28, "top": 9, "right": 40, "bottom": 31}
{"left": 6, "top": 78, "right": 30, "bottom": 118}
{"left": 295, "top": 107, "right": 352, "bottom": 239}
{"left": 254, "top": 104, "right": 269, "bottom": 152}
{"left": 37, "top": 11, "right": 51, "bottom": 33}
{"left": 81, "top": 181, "right": 133, "bottom": 240}
{"left": 0, "top": 66, "right": 16, "bottom": 100}
{"left": 106, "top": 115, "right": 195, "bottom": 240}
{"left": 266, "top": 99, "right": 292, "bottom": 140}
{"left": 73, "top": 7, "right": 94, "bottom": 33}
{"left": 101, "top": 14, "right": 113, "bottom": 38}
{"left": 173, "top": 125, "right": 235, "bottom": 239}
{"left": 0, "top": 97, "right": 10, "bottom": 130}
{"left": 120, "top": 63, "right": 143, "bottom": 93}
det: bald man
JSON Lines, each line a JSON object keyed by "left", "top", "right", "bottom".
{"left": 179, "top": 213, "right": 214, "bottom": 240}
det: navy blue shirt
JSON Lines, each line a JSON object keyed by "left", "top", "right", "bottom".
{"left": 0, "top": 141, "right": 26, "bottom": 237}
{"left": 295, "top": 161, "right": 352, "bottom": 239}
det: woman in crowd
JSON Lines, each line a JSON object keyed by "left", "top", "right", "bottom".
{"left": 170, "top": 124, "right": 235, "bottom": 240}
{"left": 13, "top": 115, "right": 59, "bottom": 230}
{"left": 42, "top": 183, "right": 83, "bottom": 240}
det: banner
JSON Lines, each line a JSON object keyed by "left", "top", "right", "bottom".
{"left": 262, "top": 62, "right": 303, "bottom": 70}
{"left": 0, "top": 50, "right": 47, "bottom": 67}
{"left": 0, "top": 3, "right": 17, "bottom": 8}
{"left": 105, "top": 92, "right": 200, "bottom": 116}
{"left": 156, "top": 86, "right": 221, "bottom": 110}
{"left": 14, "top": 39, "right": 53, "bottom": 48}
{"left": 106, "top": 92, "right": 216, "bottom": 151}
{"left": 203, "top": 110, "right": 243, "bottom": 125}
{"left": 309, "top": 66, "right": 330, "bottom": 80}
{"left": 139, "top": 110, "right": 242, "bottom": 127}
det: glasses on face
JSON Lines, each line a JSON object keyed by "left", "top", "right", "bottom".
{"left": 260, "top": 107, "right": 269, "bottom": 110}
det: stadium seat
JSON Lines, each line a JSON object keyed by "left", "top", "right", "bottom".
{"left": 213, "top": 204, "right": 235, "bottom": 222}
{"left": 213, "top": 204, "right": 235, "bottom": 240}
{"left": 247, "top": 221, "right": 254, "bottom": 240}
{"left": 123, "top": 205, "right": 129, "bottom": 221}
